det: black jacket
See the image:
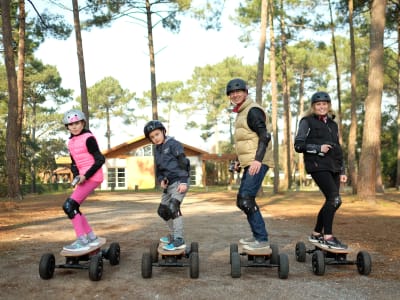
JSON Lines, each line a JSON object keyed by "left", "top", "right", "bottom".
{"left": 294, "top": 114, "right": 344, "bottom": 174}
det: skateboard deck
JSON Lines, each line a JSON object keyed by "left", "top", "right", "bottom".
{"left": 60, "top": 237, "right": 106, "bottom": 257}
{"left": 241, "top": 245, "right": 272, "bottom": 255}
{"left": 309, "top": 240, "right": 351, "bottom": 254}
{"left": 157, "top": 243, "right": 186, "bottom": 256}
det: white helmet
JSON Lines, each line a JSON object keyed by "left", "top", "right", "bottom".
{"left": 63, "top": 109, "right": 86, "bottom": 125}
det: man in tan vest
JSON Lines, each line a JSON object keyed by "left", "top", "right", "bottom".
{"left": 226, "top": 78, "right": 273, "bottom": 250}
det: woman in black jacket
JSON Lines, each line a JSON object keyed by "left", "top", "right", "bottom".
{"left": 294, "top": 91, "right": 348, "bottom": 250}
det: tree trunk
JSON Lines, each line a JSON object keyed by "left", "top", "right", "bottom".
{"left": 145, "top": 0, "right": 158, "bottom": 188}
{"left": 31, "top": 101, "right": 37, "bottom": 193}
{"left": 255, "top": 0, "right": 268, "bottom": 197}
{"left": 396, "top": 12, "right": 400, "bottom": 190}
{"left": 146, "top": 0, "right": 158, "bottom": 121}
{"left": 279, "top": 0, "right": 291, "bottom": 190}
{"left": 72, "top": 0, "right": 90, "bottom": 128}
{"left": 268, "top": 0, "right": 279, "bottom": 194}
{"left": 347, "top": 0, "right": 358, "bottom": 194}
{"left": 255, "top": 0, "right": 268, "bottom": 106}
{"left": 328, "top": 0, "right": 343, "bottom": 143}
{"left": 17, "top": 0, "right": 25, "bottom": 156}
{"left": 1, "top": 0, "right": 22, "bottom": 200}
{"left": 376, "top": 146, "right": 384, "bottom": 193}
{"left": 106, "top": 106, "right": 111, "bottom": 149}
{"left": 297, "top": 73, "right": 305, "bottom": 188}
{"left": 357, "top": 0, "right": 387, "bottom": 202}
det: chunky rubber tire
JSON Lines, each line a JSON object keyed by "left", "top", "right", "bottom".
{"left": 150, "top": 242, "right": 159, "bottom": 263}
{"left": 189, "top": 252, "right": 200, "bottom": 279}
{"left": 141, "top": 253, "right": 152, "bottom": 278}
{"left": 357, "top": 251, "right": 372, "bottom": 275}
{"left": 108, "top": 242, "right": 121, "bottom": 265}
{"left": 231, "top": 252, "right": 241, "bottom": 278}
{"left": 312, "top": 250, "right": 325, "bottom": 276}
{"left": 295, "top": 241, "right": 306, "bottom": 262}
{"left": 39, "top": 253, "right": 55, "bottom": 280}
{"left": 190, "top": 242, "right": 199, "bottom": 253}
{"left": 278, "top": 253, "right": 289, "bottom": 279}
{"left": 89, "top": 255, "right": 103, "bottom": 281}
{"left": 230, "top": 243, "right": 238, "bottom": 264}
{"left": 270, "top": 244, "right": 279, "bottom": 265}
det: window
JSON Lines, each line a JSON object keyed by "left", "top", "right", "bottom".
{"left": 134, "top": 145, "right": 153, "bottom": 157}
{"left": 108, "top": 168, "right": 126, "bottom": 188}
{"left": 189, "top": 165, "right": 196, "bottom": 185}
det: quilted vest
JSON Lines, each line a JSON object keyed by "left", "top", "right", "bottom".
{"left": 68, "top": 132, "right": 103, "bottom": 182}
{"left": 234, "top": 99, "right": 274, "bottom": 168}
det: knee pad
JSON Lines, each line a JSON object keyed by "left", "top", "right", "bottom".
{"left": 62, "top": 198, "right": 81, "bottom": 219}
{"left": 158, "top": 204, "right": 172, "bottom": 221}
{"left": 168, "top": 198, "right": 182, "bottom": 219}
{"left": 328, "top": 196, "right": 342, "bottom": 210}
{"left": 236, "top": 195, "right": 259, "bottom": 215}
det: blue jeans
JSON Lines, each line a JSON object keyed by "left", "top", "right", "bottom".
{"left": 238, "top": 164, "right": 269, "bottom": 242}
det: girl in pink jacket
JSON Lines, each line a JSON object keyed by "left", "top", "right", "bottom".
{"left": 62, "top": 109, "right": 105, "bottom": 251}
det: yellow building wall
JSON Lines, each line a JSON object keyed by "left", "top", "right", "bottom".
{"left": 126, "top": 156, "right": 155, "bottom": 189}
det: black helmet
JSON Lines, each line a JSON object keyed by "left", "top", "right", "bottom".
{"left": 226, "top": 78, "right": 248, "bottom": 95}
{"left": 144, "top": 120, "right": 166, "bottom": 139}
{"left": 311, "top": 91, "right": 331, "bottom": 104}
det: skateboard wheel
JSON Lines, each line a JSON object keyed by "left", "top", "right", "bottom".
{"left": 39, "top": 253, "right": 55, "bottom": 280}
{"left": 278, "top": 253, "right": 289, "bottom": 279}
{"left": 141, "top": 253, "right": 152, "bottom": 278}
{"left": 356, "top": 251, "right": 372, "bottom": 276}
{"left": 150, "top": 242, "right": 159, "bottom": 263}
{"left": 295, "top": 241, "right": 306, "bottom": 262}
{"left": 229, "top": 243, "right": 238, "bottom": 264}
{"left": 189, "top": 252, "right": 199, "bottom": 279}
{"left": 312, "top": 250, "right": 325, "bottom": 276}
{"left": 89, "top": 255, "right": 103, "bottom": 281}
{"left": 270, "top": 244, "right": 279, "bottom": 265}
{"left": 231, "top": 252, "right": 241, "bottom": 278}
{"left": 190, "top": 242, "right": 199, "bottom": 253}
{"left": 108, "top": 242, "right": 120, "bottom": 266}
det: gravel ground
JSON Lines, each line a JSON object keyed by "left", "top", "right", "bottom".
{"left": 0, "top": 190, "right": 399, "bottom": 299}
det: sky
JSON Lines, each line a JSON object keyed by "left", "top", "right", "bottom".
{"left": 33, "top": 1, "right": 259, "bottom": 151}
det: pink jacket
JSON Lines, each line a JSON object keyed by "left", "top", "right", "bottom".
{"left": 69, "top": 132, "right": 104, "bottom": 182}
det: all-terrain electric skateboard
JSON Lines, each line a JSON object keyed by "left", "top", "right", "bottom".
{"left": 39, "top": 237, "right": 121, "bottom": 281}
{"left": 295, "top": 240, "right": 371, "bottom": 276}
{"left": 141, "top": 241, "right": 199, "bottom": 279}
{"left": 230, "top": 243, "right": 289, "bottom": 279}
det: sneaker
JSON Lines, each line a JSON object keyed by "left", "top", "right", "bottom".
{"left": 63, "top": 239, "right": 90, "bottom": 252}
{"left": 308, "top": 233, "right": 323, "bottom": 243}
{"left": 159, "top": 236, "right": 171, "bottom": 244}
{"left": 162, "top": 238, "right": 186, "bottom": 251}
{"left": 88, "top": 236, "right": 100, "bottom": 247}
{"left": 239, "top": 237, "right": 256, "bottom": 245}
{"left": 320, "top": 236, "right": 348, "bottom": 250}
{"left": 243, "top": 240, "right": 269, "bottom": 251}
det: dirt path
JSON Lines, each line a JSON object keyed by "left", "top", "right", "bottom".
{"left": 1, "top": 190, "right": 399, "bottom": 299}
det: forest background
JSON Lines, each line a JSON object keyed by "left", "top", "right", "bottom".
{"left": 0, "top": 0, "right": 396, "bottom": 202}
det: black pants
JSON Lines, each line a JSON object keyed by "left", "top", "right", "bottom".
{"left": 310, "top": 171, "right": 341, "bottom": 235}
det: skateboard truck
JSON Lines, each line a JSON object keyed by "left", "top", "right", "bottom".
{"left": 295, "top": 240, "right": 372, "bottom": 276}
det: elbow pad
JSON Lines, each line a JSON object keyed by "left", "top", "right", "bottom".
{"left": 265, "top": 132, "right": 271, "bottom": 146}
{"left": 294, "top": 143, "right": 305, "bottom": 153}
